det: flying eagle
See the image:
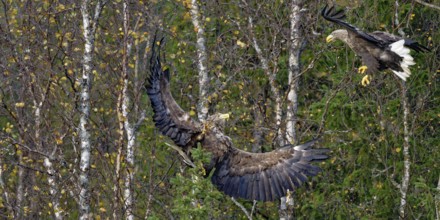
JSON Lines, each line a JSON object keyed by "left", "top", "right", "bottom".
{"left": 146, "top": 46, "right": 329, "bottom": 201}
{"left": 321, "top": 5, "right": 429, "bottom": 86}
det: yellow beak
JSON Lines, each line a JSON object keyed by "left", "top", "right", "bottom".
{"left": 326, "top": 35, "right": 334, "bottom": 43}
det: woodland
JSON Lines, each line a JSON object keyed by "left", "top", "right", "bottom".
{"left": 0, "top": 0, "right": 439, "bottom": 219}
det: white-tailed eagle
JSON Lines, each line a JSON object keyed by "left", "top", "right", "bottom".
{"left": 146, "top": 45, "right": 329, "bottom": 201}
{"left": 321, "top": 5, "right": 429, "bottom": 85}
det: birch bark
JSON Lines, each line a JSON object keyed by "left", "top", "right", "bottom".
{"left": 121, "top": 1, "right": 136, "bottom": 219}
{"left": 286, "top": 0, "right": 304, "bottom": 146}
{"left": 246, "top": 15, "right": 284, "bottom": 146}
{"left": 399, "top": 82, "right": 411, "bottom": 219}
{"left": 79, "top": 1, "right": 104, "bottom": 219}
{"left": 394, "top": 3, "right": 411, "bottom": 218}
{"left": 189, "top": 0, "right": 209, "bottom": 121}
{"left": 280, "top": 1, "right": 304, "bottom": 219}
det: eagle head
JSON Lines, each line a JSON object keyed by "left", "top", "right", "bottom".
{"left": 206, "top": 113, "right": 230, "bottom": 131}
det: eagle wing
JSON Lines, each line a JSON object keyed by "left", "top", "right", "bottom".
{"left": 359, "top": 51, "right": 382, "bottom": 74}
{"left": 321, "top": 5, "right": 384, "bottom": 47}
{"left": 211, "top": 140, "right": 329, "bottom": 201}
{"left": 146, "top": 46, "right": 202, "bottom": 147}
{"left": 370, "top": 31, "right": 430, "bottom": 53}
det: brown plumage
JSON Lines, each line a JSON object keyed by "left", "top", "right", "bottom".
{"left": 146, "top": 45, "right": 329, "bottom": 201}
{"left": 322, "top": 5, "right": 429, "bottom": 83}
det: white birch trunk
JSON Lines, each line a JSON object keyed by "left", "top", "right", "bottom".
{"left": 399, "top": 82, "right": 411, "bottom": 219}
{"left": 394, "top": 4, "right": 410, "bottom": 218}
{"left": 286, "top": 0, "right": 303, "bottom": 146}
{"left": 281, "top": 2, "right": 304, "bottom": 219}
{"left": 0, "top": 157, "right": 13, "bottom": 217}
{"left": 189, "top": 0, "right": 209, "bottom": 121}
{"left": 79, "top": 1, "right": 103, "bottom": 219}
{"left": 436, "top": 175, "right": 440, "bottom": 220}
{"left": 247, "top": 16, "right": 284, "bottom": 146}
{"left": 16, "top": 153, "right": 24, "bottom": 219}
{"left": 121, "top": 1, "right": 135, "bottom": 219}
{"left": 32, "top": 76, "right": 63, "bottom": 219}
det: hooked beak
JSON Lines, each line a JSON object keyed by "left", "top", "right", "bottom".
{"left": 326, "top": 35, "right": 334, "bottom": 43}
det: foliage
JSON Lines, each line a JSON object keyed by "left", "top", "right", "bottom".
{"left": 0, "top": 0, "right": 438, "bottom": 219}
{"left": 169, "top": 144, "right": 225, "bottom": 219}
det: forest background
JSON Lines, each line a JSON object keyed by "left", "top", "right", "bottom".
{"left": 0, "top": 0, "right": 439, "bottom": 219}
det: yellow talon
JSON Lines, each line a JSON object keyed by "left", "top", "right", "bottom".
{"left": 361, "top": 75, "right": 371, "bottom": 86}
{"left": 358, "top": 65, "right": 368, "bottom": 74}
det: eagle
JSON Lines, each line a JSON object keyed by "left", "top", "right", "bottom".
{"left": 146, "top": 45, "right": 329, "bottom": 201}
{"left": 321, "top": 5, "right": 429, "bottom": 86}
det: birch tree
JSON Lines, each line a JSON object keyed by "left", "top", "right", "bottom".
{"left": 189, "top": 0, "right": 210, "bottom": 121}
{"left": 119, "top": 1, "right": 147, "bottom": 218}
{"left": 393, "top": 2, "right": 411, "bottom": 218}
{"left": 285, "top": 0, "right": 304, "bottom": 146}
{"left": 280, "top": 1, "right": 305, "bottom": 219}
{"left": 239, "top": 0, "right": 285, "bottom": 147}
{"left": 79, "top": 0, "right": 105, "bottom": 218}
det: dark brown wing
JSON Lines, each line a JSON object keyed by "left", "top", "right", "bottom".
{"left": 211, "top": 140, "right": 329, "bottom": 201}
{"left": 358, "top": 50, "right": 382, "bottom": 74}
{"left": 321, "top": 5, "right": 383, "bottom": 46}
{"left": 146, "top": 46, "right": 202, "bottom": 147}
{"left": 370, "top": 31, "right": 430, "bottom": 53}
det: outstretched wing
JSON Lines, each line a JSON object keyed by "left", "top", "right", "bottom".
{"left": 370, "top": 31, "right": 430, "bottom": 53}
{"left": 146, "top": 45, "right": 202, "bottom": 147}
{"left": 321, "top": 5, "right": 383, "bottom": 46}
{"left": 211, "top": 140, "right": 329, "bottom": 201}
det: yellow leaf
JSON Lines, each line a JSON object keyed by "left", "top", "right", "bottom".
{"left": 99, "top": 207, "right": 106, "bottom": 212}
{"left": 395, "top": 148, "right": 401, "bottom": 153}
{"left": 236, "top": 40, "right": 246, "bottom": 48}
{"left": 189, "top": 110, "right": 196, "bottom": 116}
{"left": 15, "top": 102, "right": 25, "bottom": 108}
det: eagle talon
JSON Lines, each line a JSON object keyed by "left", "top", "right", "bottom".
{"left": 361, "top": 75, "right": 371, "bottom": 86}
{"left": 358, "top": 66, "right": 368, "bottom": 74}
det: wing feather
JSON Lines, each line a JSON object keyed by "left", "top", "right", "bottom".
{"left": 371, "top": 31, "right": 430, "bottom": 53}
{"left": 211, "top": 139, "right": 329, "bottom": 201}
{"left": 321, "top": 5, "right": 383, "bottom": 46}
{"left": 146, "top": 46, "right": 202, "bottom": 148}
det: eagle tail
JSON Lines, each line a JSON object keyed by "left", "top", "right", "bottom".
{"left": 390, "top": 40, "right": 415, "bottom": 81}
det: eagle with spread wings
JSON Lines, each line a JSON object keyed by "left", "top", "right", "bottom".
{"left": 322, "top": 5, "right": 429, "bottom": 86}
{"left": 145, "top": 45, "right": 329, "bottom": 201}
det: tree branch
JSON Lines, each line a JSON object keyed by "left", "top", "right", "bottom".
{"left": 414, "top": 0, "right": 440, "bottom": 11}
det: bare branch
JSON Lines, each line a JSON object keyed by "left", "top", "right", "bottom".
{"left": 414, "top": 0, "right": 440, "bottom": 11}
{"left": 231, "top": 197, "right": 252, "bottom": 220}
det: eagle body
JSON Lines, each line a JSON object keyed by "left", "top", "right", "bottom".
{"left": 146, "top": 46, "right": 329, "bottom": 201}
{"left": 322, "top": 5, "right": 429, "bottom": 82}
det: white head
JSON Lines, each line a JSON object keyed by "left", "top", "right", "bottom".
{"left": 326, "top": 29, "right": 349, "bottom": 43}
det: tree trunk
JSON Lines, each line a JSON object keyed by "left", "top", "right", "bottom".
{"left": 121, "top": 1, "right": 136, "bottom": 219}
{"left": 189, "top": 0, "right": 209, "bottom": 121}
{"left": 281, "top": 1, "right": 304, "bottom": 219}
{"left": 246, "top": 15, "right": 284, "bottom": 147}
{"left": 399, "top": 82, "right": 411, "bottom": 219}
{"left": 286, "top": 0, "right": 304, "bottom": 146}
{"left": 79, "top": 1, "right": 104, "bottom": 219}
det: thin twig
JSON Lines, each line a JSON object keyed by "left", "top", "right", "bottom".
{"left": 231, "top": 197, "right": 252, "bottom": 220}
{"left": 165, "top": 142, "right": 196, "bottom": 168}
{"left": 414, "top": 0, "right": 440, "bottom": 11}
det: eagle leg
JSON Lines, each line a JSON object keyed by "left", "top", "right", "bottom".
{"left": 361, "top": 74, "right": 371, "bottom": 87}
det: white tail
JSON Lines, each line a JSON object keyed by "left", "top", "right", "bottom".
{"left": 389, "top": 40, "right": 415, "bottom": 81}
